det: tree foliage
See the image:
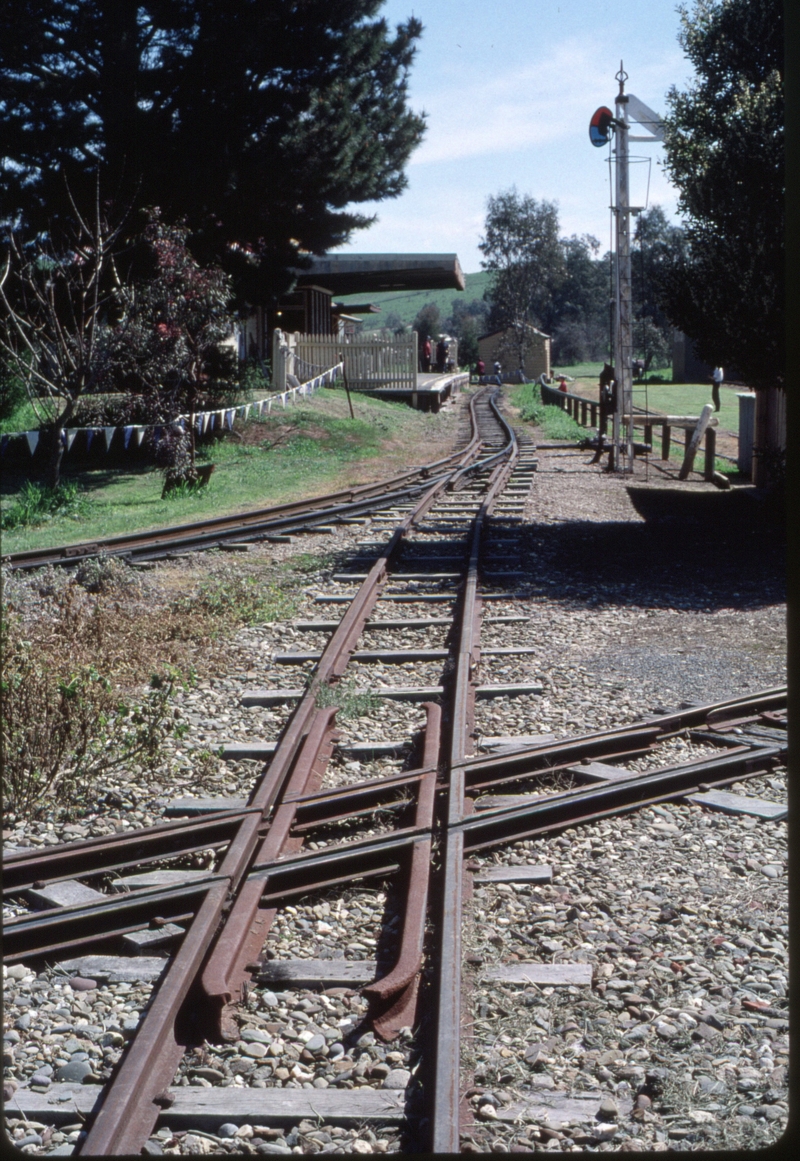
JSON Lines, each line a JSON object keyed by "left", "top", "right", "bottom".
{"left": 0, "top": 1, "right": 426, "bottom": 305}
{"left": 632, "top": 206, "right": 687, "bottom": 369}
{"left": 480, "top": 192, "right": 614, "bottom": 367}
{"left": 0, "top": 180, "right": 127, "bottom": 485}
{"left": 480, "top": 190, "right": 564, "bottom": 366}
{"left": 110, "top": 211, "right": 235, "bottom": 414}
{"left": 412, "top": 302, "right": 441, "bottom": 343}
{"left": 659, "top": 0, "right": 783, "bottom": 389}
{"left": 547, "top": 234, "right": 609, "bottom": 365}
{"left": 443, "top": 298, "right": 489, "bottom": 367}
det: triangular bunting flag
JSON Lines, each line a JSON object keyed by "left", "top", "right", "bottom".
{"left": 103, "top": 426, "right": 115, "bottom": 451}
{"left": 267, "top": 398, "right": 273, "bottom": 413}
{"left": 85, "top": 428, "right": 95, "bottom": 451}
{"left": 202, "top": 412, "right": 210, "bottom": 433}
{"left": 225, "top": 409, "right": 234, "bottom": 430}
{"left": 208, "top": 412, "right": 216, "bottom": 430}
{"left": 195, "top": 414, "right": 203, "bottom": 434}
{"left": 135, "top": 426, "right": 146, "bottom": 447}
{"left": 24, "top": 430, "right": 39, "bottom": 455}
{"left": 66, "top": 429, "right": 78, "bottom": 452}
{"left": 123, "top": 426, "right": 134, "bottom": 449}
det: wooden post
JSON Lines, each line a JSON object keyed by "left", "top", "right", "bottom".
{"left": 679, "top": 404, "right": 714, "bottom": 480}
{"left": 340, "top": 352, "right": 355, "bottom": 419}
{"left": 704, "top": 425, "right": 716, "bottom": 481}
{"left": 591, "top": 403, "right": 597, "bottom": 427}
{"left": 581, "top": 400, "right": 587, "bottom": 425}
{"left": 644, "top": 423, "right": 652, "bottom": 449}
{"left": 661, "top": 425, "right": 671, "bottom": 460}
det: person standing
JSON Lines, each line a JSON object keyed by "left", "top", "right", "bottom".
{"left": 421, "top": 337, "right": 432, "bottom": 373}
{"left": 475, "top": 357, "right": 485, "bottom": 384}
{"left": 492, "top": 360, "right": 502, "bottom": 385}
{"left": 712, "top": 366, "right": 724, "bottom": 412}
{"left": 436, "top": 337, "right": 447, "bottom": 373}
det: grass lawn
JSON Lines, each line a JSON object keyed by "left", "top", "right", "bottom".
{"left": 561, "top": 372, "right": 743, "bottom": 434}
{"left": 0, "top": 387, "right": 461, "bottom": 554}
{"left": 0, "top": 399, "right": 42, "bottom": 435}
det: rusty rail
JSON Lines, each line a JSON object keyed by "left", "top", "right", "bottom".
{"left": 2, "top": 386, "right": 785, "bottom": 1153}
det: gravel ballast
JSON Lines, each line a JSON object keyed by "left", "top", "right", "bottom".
{"left": 2, "top": 404, "right": 787, "bottom": 1154}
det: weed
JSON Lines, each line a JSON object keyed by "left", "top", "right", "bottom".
{"left": 0, "top": 479, "right": 89, "bottom": 530}
{"left": 190, "top": 748, "right": 224, "bottom": 781}
{"left": 162, "top": 478, "right": 214, "bottom": 503}
{"left": 73, "top": 554, "right": 142, "bottom": 595}
{"left": 284, "top": 552, "right": 334, "bottom": 575}
{"left": 1, "top": 602, "right": 186, "bottom": 815}
{"left": 316, "top": 677, "right": 380, "bottom": 719}
{"left": 184, "top": 574, "right": 298, "bottom": 625}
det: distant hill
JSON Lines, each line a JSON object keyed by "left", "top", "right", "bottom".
{"left": 336, "top": 271, "right": 492, "bottom": 329}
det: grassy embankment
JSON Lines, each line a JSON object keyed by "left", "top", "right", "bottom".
{"left": 0, "top": 387, "right": 460, "bottom": 554}
{"left": 335, "top": 271, "right": 493, "bottom": 331}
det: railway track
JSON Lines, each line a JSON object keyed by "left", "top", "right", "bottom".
{"left": 2, "top": 414, "right": 476, "bottom": 571}
{"left": 2, "top": 387, "right": 788, "bottom": 1154}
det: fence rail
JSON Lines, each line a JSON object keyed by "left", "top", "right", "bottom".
{"left": 539, "top": 382, "right": 726, "bottom": 484}
{"left": 274, "top": 330, "right": 417, "bottom": 394}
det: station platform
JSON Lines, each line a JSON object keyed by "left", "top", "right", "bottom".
{"left": 352, "top": 371, "right": 469, "bottom": 412}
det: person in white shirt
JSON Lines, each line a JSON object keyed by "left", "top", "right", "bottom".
{"left": 712, "top": 366, "right": 724, "bottom": 412}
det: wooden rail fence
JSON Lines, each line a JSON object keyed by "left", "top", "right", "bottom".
{"left": 540, "top": 382, "right": 724, "bottom": 484}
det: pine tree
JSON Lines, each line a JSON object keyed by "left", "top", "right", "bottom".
{"left": 0, "top": 1, "right": 425, "bottom": 305}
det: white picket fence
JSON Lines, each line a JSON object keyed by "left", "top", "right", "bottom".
{"left": 274, "top": 329, "right": 417, "bottom": 393}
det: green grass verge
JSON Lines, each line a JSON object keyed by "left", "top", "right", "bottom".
{"left": 0, "top": 399, "right": 41, "bottom": 434}
{"left": 510, "top": 383, "right": 586, "bottom": 440}
{"left": 0, "top": 388, "right": 454, "bottom": 554}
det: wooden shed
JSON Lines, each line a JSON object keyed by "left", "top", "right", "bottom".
{"left": 477, "top": 325, "right": 550, "bottom": 381}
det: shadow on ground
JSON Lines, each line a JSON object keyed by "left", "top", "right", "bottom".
{"left": 483, "top": 485, "right": 785, "bottom": 613}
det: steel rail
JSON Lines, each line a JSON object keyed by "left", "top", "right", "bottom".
{"left": 12, "top": 389, "right": 776, "bottom": 1152}
{"left": 4, "top": 417, "right": 480, "bottom": 570}
{"left": 75, "top": 389, "right": 494, "bottom": 1154}
{"left": 433, "top": 388, "right": 519, "bottom": 1153}
{"left": 2, "top": 875, "right": 225, "bottom": 960}
{"left": 459, "top": 743, "right": 783, "bottom": 851}
{"left": 1, "top": 810, "right": 259, "bottom": 896}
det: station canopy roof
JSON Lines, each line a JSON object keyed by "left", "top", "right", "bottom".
{"left": 293, "top": 254, "right": 465, "bottom": 296}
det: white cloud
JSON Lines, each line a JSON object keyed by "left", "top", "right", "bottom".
{"left": 410, "top": 39, "right": 684, "bottom": 167}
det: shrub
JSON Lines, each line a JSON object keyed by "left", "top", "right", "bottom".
{"left": 1, "top": 606, "right": 185, "bottom": 816}
{"left": 511, "top": 384, "right": 586, "bottom": 440}
{"left": 0, "top": 480, "right": 88, "bottom": 531}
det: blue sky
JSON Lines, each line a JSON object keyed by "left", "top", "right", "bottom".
{"left": 337, "top": 0, "right": 695, "bottom": 272}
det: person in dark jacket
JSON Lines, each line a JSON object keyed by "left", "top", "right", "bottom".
{"left": 436, "top": 338, "right": 448, "bottom": 373}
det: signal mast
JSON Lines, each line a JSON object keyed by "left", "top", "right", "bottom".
{"left": 590, "top": 65, "right": 665, "bottom": 472}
